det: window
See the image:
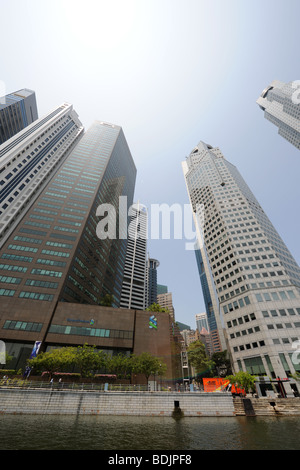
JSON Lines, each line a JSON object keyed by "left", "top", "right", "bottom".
{"left": 25, "top": 279, "right": 58, "bottom": 289}
{"left": 0, "top": 289, "right": 15, "bottom": 297}
{"left": 19, "top": 291, "right": 54, "bottom": 301}
{"left": 0, "top": 275, "right": 21, "bottom": 284}
{"left": 3, "top": 320, "right": 42, "bottom": 332}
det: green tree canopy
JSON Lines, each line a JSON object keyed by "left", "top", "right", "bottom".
{"left": 132, "top": 352, "right": 167, "bottom": 382}
{"left": 187, "top": 340, "right": 215, "bottom": 377}
{"left": 99, "top": 294, "right": 114, "bottom": 307}
{"left": 73, "top": 344, "right": 107, "bottom": 378}
{"left": 211, "top": 350, "right": 232, "bottom": 376}
{"left": 27, "top": 347, "right": 75, "bottom": 379}
{"left": 27, "top": 344, "right": 106, "bottom": 379}
{"left": 146, "top": 303, "right": 169, "bottom": 313}
{"left": 107, "top": 353, "right": 134, "bottom": 380}
{"left": 225, "top": 371, "right": 256, "bottom": 393}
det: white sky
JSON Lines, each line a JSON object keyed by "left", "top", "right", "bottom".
{"left": 1, "top": 0, "right": 299, "bottom": 328}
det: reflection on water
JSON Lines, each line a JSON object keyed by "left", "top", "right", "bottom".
{"left": 1, "top": 414, "right": 300, "bottom": 450}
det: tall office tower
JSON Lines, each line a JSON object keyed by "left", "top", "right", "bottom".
{"left": 0, "top": 103, "right": 84, "bottom": 249}
{"left": 195, "top": 312, "right": 209, "bottom": 333}
{"left": 194, "top": 242, "right": 223, "bottom": 353}
{"left": 257, "top": 80, "right": 300, "bottom": 150}
{"left": 145, "top": 257, "right": 160, "bottom": 307}
{"left": 0, "top": 120, "right": 136, "bottom": 308}
{"left": 120, "top": 202, "right": 147, "bottom": 310}
{"left": 0, "top": 89, "right": 38, "bottom": 144}
{"left": 157, "top": 291, "right": 175, "bottom": 321}
{"left": 183, "top": 141, "right": 300, "bottom": 389}
{"left": 157, "top": 284, "right": 168, "bottom": 295}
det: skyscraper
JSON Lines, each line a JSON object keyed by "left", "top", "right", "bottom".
{"left": 195, "top": 312, "right": 209, "bottom": 333}
{"left": 257, "top": 80, "right": 300, "bottom": 149}
{"left": 0, "top": 117, "right": 179, "bottom": 381}
{"left": 0, "top": 120, "right": 136, "bottom": 308}
{"left": 157, "top": 291, "right": 175, "bottom": 321}
{"left": 157, "top": 284, "right": 168, "bottom": 295}
{"left": 0, "top": 103, "right": 84, "bottom": 248}
{"left": 183, "top": 141, "right": 300, "bottom": 391}
{"left": 0, "top": 89, "right": 38, "bottom": 144}
{"left": 194, "top": 242, "right": 223, "bottom": 353}
{"left": 145, "top": 257, "right": 160, "bottom": 307}
{"left": 120, "top": 202, "right": 147, "bottom": 310}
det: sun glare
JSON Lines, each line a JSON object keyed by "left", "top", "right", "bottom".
{"left": 63, "top": 0, "right": 137, "bottom": 50}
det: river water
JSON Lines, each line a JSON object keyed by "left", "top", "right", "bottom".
{"left": 0, "top": 414, "right": 300, "bottom": 450}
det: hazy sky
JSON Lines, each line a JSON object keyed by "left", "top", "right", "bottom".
{"left": 1, "top": 0, "right": 299, "bottom": 328}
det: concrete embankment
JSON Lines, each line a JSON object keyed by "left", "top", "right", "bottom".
{"left": 0, "top": 388, "right": 235, "bottom": 417}
{"left": 1, "top": 388, "right": 300, "bottom": 417}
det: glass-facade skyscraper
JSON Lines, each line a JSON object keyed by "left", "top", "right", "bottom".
{"left": 0, "top": 89, "right": 38, "bottom": 145}
{"left": 0, "top": 103, "right": 84, "bottom": 249}
{"left": 194, "top": 242, "right": 223, "bottom": 353}
{"left": 257, "top": 80, "right": 300, "bottom": 150}
{"left": 183, "top": 141, "right": 300, "bottom": 389}
{"left": 0, "top": 120, "right": 136, "bottom": 308}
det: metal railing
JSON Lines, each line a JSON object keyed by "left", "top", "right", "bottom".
{"left": 0, "top": 379, "right": 150, "bottom": 392}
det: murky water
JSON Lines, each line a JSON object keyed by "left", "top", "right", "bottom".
{"left": 0, "top": 414, "right": 300, "bottom": 450}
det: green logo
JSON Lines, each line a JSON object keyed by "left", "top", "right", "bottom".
{"left": 149, "top": 315, "right": 157, "bottom": 329}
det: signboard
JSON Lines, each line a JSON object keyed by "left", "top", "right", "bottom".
{"left": 202, "top": 378, "right": 245, "bottom": 395}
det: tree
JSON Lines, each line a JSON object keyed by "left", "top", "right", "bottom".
{"left": 27, "top": 344, "right": 106, "bottom": 379}
{"left": 187, "top": 340, "right": 215, "bottom": 377}
{"left": 133, "top": 352, "right": 167, "bottom": 383}
{"left": 73, "top": 344, "right": 106, "bottom": 378}
{"left": 99, "top": 294, "right": 114, "bottom": 307}
{"left": 146, "top": 303, "right": 169, "bottom": 313}
{"left": 211, "top": 350, "right": 232, "bottom": 376}
{"left": 27, "top": 347, "right": 74, "bottom": 380}
{"left": 107, "top": 353, "right": 134, "bottom": 380}
{"left": 226, "top": 371, "right": 256, "bottom": 394}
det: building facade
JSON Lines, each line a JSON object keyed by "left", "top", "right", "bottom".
{"left": 0, "top": 120, "right": 136, "bottom": 311}
{"left": 120, "top": 202, "right": 147, "bottom": 310}
{"left": 195, "top": 312, "right": 209, "bottom": 333}
{"left": 182, "top": 141, "right": 300, "bottom": 389}
{"left": 0, "top": 116, "right": 181, "bottom": 382}
{"left": 0, "top": 103, "right": 84, "bottom": 248}
{"left": 257, "top": 80, "right": 300, "bottom": 150}
{"left": 0, "top": 300, "right": 177, "bottom": 383}
{"left": 157, "top": 291, "right": 175, "bottom": 321}
{"left": 145, "top": 257, "right": 160, "bottom": 307}
{"left": 194, "top": 243, "right": 223, "bottom": 353}
{"left": 157, "top": 284, "right": 168, "bottom": 295}
{"left": 0, "top": 88, "right": 38, "bottom": 145}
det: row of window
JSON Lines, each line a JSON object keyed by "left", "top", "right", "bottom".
{"left": 3, "top": 320, "right": 43, "bottom": 332}
{"left": 227, "top": 312, "right": 256, "bottom": 328}
{"left": 262, "top": 307, "right": 300, "bottom": 318}
{"left": 0, "top": 263, "right": 27, "bottom": 273}
{"left": 267, "top": 322, "right": 300, "bottom": 330}
{"left": 255, "top": 290, "right": 296, "bottom": 302}
{"left": 223, "top": 295, "right": 251, "bottom": 314}
{"left": 48, "top": 324, "right": 133, "bottom": 339}
{"left": 19, "top": 291, "right": 54, "bottom": 301}
{"left": 25, "top": 279, "right": 58, "bottom": 289}
{"left": 233, "top": 340, "right": 265, "bottom": 352}
{"left": 0, "top": 275, "right": 21, "bottom": 284}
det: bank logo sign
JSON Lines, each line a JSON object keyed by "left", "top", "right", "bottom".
{"left": 149, "top": 315, "right": 157, "bottom": 329}
{"left": 67, "top": 318, "right": 95, "bottom": 325}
